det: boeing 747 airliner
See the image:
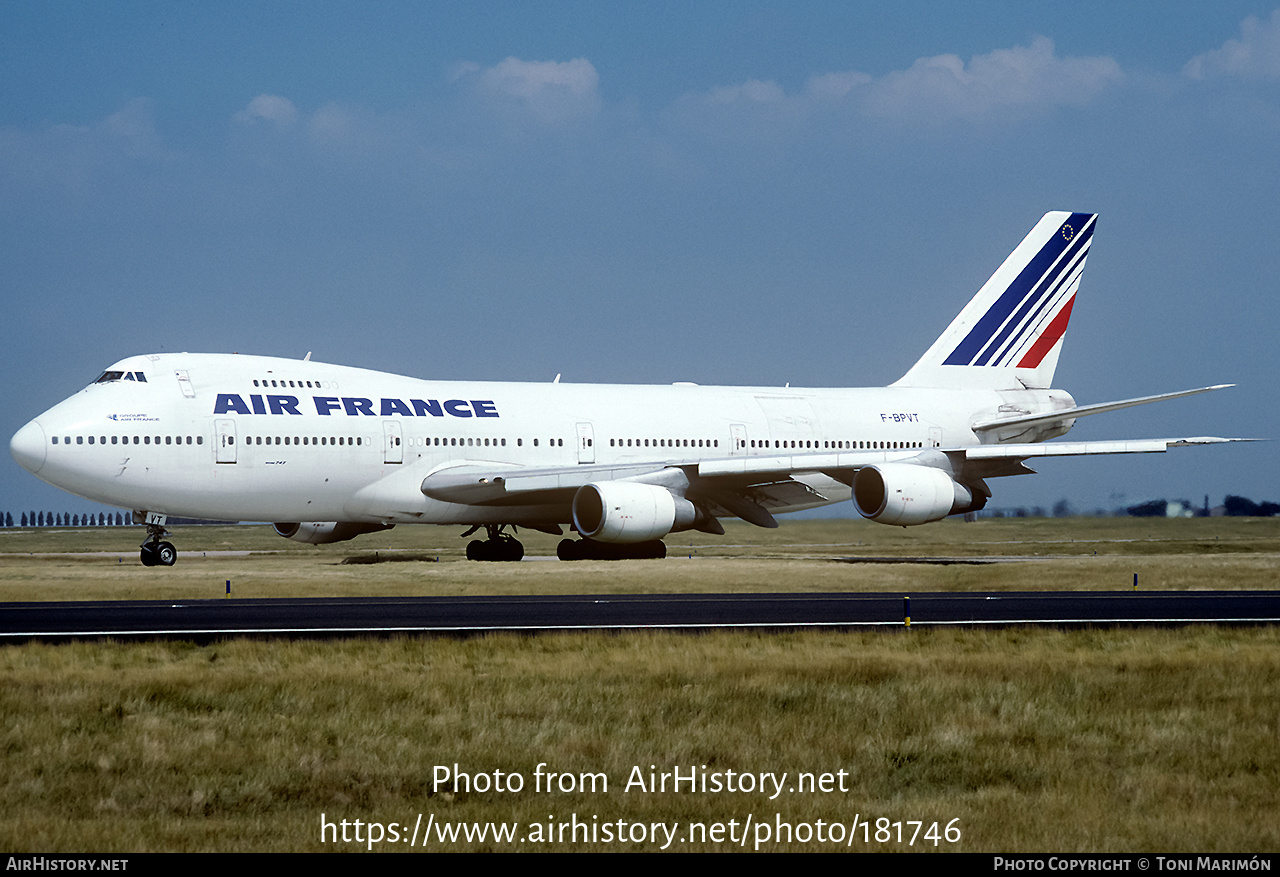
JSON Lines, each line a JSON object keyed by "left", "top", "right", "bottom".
{"left": 10, "top": 212, "right": 1241, "bottom": 565}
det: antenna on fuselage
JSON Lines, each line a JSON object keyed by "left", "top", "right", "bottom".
{"left": 554, "top": 373, "right": 561, "bottom": 384}
{"left": 303, "top": 352, "right": 312, "bottom": 361}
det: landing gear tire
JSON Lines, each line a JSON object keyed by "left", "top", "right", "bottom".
{"left": 465, "top": 528, "right": 525, "bottom": 562}
{"left": 140, "top": 541, "right": 177, "bottom": 567}
{"left": 557, "top": 539, "right": 666, "bottom": 560}
{"left": 155, "top": 542, "right": 177, "bottom": 566}
{"left": 496, "top": 536, "right": 524, "bottom": 562}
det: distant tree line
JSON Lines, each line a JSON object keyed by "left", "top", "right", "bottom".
{"left": 1221, "top": 496, "right": 1280, "bottom": 517}
{"left": 4, "top": 511, "right": 129, "bottom": 527}
{"left": 1126, "top": 495, "right": 1280, "bottom": 518}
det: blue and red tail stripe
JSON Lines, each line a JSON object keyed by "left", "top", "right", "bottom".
{"left": 943, "top": 213, "right": 1095, "bottom": 367}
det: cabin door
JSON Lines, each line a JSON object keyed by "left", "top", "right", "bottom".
{"left": 215, "top": 419, "right": 237, "bottom": 464}
{"left": 576, "top": 422, "right": 595, "bottom": 464}
{"left": 383, "top": 421, "right": 403, "bottom": 464}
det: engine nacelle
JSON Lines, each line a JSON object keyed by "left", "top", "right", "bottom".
{"left": 273, "top": 521, "right": 394, "bottom": 545}
{"left": 572, "top": 481, "right": 698, "bottom": 543}
{"left": 852, "top": 464, "right": 983, "bottom": 526}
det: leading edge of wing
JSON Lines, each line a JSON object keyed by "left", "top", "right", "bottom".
{"left": 419, "top": 451, "right": 893, "bottom": 507}
{"left": 420, "top": 461, "right": 672, "bottom": 506}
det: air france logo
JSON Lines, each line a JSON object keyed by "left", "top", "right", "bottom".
{"left": 213, "top": 394, "right": 498, "bottom": 418}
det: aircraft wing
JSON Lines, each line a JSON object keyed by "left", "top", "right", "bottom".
{"left": 421, "top": 436, "right": 1250, "bottom": 526}
{"left": 420, "top": 448, "right": 898, "bottom": 508}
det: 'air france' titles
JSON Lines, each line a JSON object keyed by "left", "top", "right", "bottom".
{"left": 213, "top": 394, "right": 498, "bottom": 418}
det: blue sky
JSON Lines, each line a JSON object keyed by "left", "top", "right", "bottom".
{"left": 3, "top": 2, "right": 1278, "bottom": 521}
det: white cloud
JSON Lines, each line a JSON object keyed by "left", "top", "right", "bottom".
{"left": 464, "top": 57, "right": 601, "bottom": 123}
{"left": 235, "top": 94, "right": 300, "bottom": 128}
{"left": 706, "top": 79, "right": 786, "bottom": 104}
{"left": 0, "top": 98, "right": 168, "bottom": 188}
{"left": 102, "top": 98, "right": 164, "bottom": 157}
{"left": 805, "top": 71, "right": 872, "bottom": 101}
{"left": 1184, "top": 10, "right": 1280, "bottom": 80}
{"left": 303, "top": 102, "right": 390, "bottom": 158}
{"left": 861, "top": 37, "right": 1122, "bottom": 121}
{"left": 677, "top": 38, "right": 1120, "bottom": 128}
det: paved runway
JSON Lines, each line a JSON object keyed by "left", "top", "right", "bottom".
{"left": 2, "top": 590, "right": 1278, "bottom": 641}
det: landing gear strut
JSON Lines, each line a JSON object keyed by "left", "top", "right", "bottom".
{"left": 139, "top": 517, "right": 177, "bottom": 567}
{"left": 463, "top": 524, "right": 525, "bottom": 562}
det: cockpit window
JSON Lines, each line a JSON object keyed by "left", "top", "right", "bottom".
{"left": 93, "top": 370, "right": 147, "bottom": 383}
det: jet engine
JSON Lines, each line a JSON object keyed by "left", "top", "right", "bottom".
{"left": 852, "top": 463, "right": 985, "bottom": 526}
{"left": 273, "top": 521, "right": 395, "bottom": 545}
{"left": 572, "top": 481, "right": 700, "bottom": 543}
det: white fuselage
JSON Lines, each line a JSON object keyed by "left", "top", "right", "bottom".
{"left": 9, "top": 352, "right": 1055, "bottom": 526}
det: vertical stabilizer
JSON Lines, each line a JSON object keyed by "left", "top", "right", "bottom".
{"left": 893, "top": 211, "right": 1096, "bottom": 390}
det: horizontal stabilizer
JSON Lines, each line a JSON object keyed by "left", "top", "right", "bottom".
{"left": 965, "top": 436, "right": 1252, "bottom": 460}
{"left": 972, "top": 385, "right": 1235, "bottom": 435}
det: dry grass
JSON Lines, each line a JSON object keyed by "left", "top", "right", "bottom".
{"left": 0, "top": 518, "right": 1277, "bottom": 852}
{"left": 0, "top": 629, "right": 1276, "bottom": 852}
{"left": 1, "top": 517, "right": 1278, "bottom": 602}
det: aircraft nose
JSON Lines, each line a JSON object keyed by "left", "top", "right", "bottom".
{"left": 10, "top": 419, "right": 47, "bottom": 475}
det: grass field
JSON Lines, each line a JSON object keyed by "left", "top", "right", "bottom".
{"left": 1, "top": 516, "right": 1278, "bottom": 601}
{"left": 0, "top": 517, "right": 1277, "bottom": 852}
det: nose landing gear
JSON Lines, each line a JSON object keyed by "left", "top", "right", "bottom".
{"left": 137, "top": 514, "right": 177, "bottom": 567}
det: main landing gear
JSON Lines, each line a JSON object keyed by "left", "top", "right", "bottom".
{"left": 139, "top": 518, "right": 177, "bottom": 567}
{"left": 556, "top": 539, "right": 666, "bottom": 561}
{"left": 463, "top": 524, "right": 525, "bottom": 562}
